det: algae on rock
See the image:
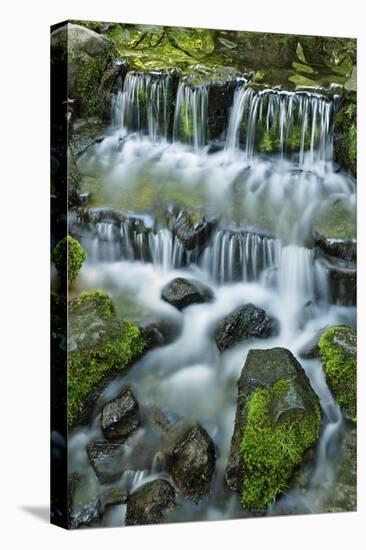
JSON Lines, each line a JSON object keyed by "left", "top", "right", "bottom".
{"left": 319, "top": 326, "right": 356, "bottom": 420}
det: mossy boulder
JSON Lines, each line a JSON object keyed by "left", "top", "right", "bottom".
{"left": 334, "top": 91, "right": 356, "bottom": 176}
{"left": 51, "top": 23, "right": 118, "bottom": 119}
{"left": 226, "top": 347, "right": 321, "bottom": 510}
{"left": 67, "top": 289, "right": 146, "bottom": 425}
{"left": 51, "top": 235, "right": 87, "bottom": 287}
{"left": 319, "top": 326, "right": 356, "bottom": 420}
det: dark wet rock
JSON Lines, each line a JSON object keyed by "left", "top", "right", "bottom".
{"left": 173, "top": 209, "right": 217, "bottom": 251}
{"left": 68, "top": 473, "right": 80, "bottom": 523}
{"left": 125, "top": 479, "right": 176, "bottom": 526}
{"left": 314, "top": 231, "right": 356, "bottom": 264}
{"left": 142, "top": 318, "right": 183, "bottom": 350}
{"left": 316, "top": 255, "right": 356, "bottom": 306}
{"left": 101, "top": 386, "right": 140, "bottom": 441}
{"left": 87, "top": 441, "right": 125, "bottom": 484}
{"left": 69, "top": 474, "right": 102, "bottom": 528}
{"left": 214, "top": 303, "right": 279, "bottom": 352}
{"left": 161, "top": 277, "right": 214, "bottom": 310}
{"left": 166, "top": 423, "right": 215, "bottom": 502}
{"left": 226, "top": 348, "right": 321, "bottom": 495}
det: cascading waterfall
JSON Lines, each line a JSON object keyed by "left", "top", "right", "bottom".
{"left": 71, "top": 66, "right": 356, "bottom": 525}
{"left": 173, "top": 80, "right": 208, "bottom": 150}
{"left": 78, "top": 217, "right": 282, "bottom": 283}
{"left": 111, "top": 71, "right": 172, "bottom": 139}
{"left": 226, "top": 86, "right": 335, "bottom": 165}
{"left": 200, "top": 228, "right": 281, "bottom": 283}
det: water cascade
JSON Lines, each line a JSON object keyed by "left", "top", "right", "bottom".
{"left": 70, "top": 64, "right": 357, "bottom": 526}
{"left": 111, "top": 71, "right": 173, "bottom": 140}
{"left": 226, "top": 86, "right": 335, "bottom": 165}
{"left": 173, "top": 80, "right": 208, "bottom": 149}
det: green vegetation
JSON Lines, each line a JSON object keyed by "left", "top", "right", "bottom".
{"left": 319, "top": 326, "right": 356, "bottom": 420}
{"left": 67, "top": 289, "right": 146, "bottom": 424}
{"left": 240, "top": 380, "right": 321, "bottom": 510}
{"left": 313, "top": 200, "right": 356, "bottom": 240}
{"left": 334, "top": 93, "right": 357, "bottom": 176}
{"left": 51, "top": 236, "right": 87, "bottom": 287}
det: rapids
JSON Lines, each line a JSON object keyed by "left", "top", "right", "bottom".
{"left": 69, "top": 71, "right": 356, "bottom": 526}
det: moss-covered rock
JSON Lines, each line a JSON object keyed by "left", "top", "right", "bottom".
{"left": 334, "top": 91, "right": 356, "bottom": 176}
{"left": 240, "top": 380, "right": 320, "bottom": 509}
{"left": 67, "top": 289, "right": 146, "bottom": 425}
{"left": 51, "top": 235, "right": 87, "bottom": 287}
{"left": 226, "top": 347, "right": 321, "bottom": 510}
{"left": 319, "top": 326, "right": 356, "bottom": 420}
{"left": 51, "top": 23, "right": 118, "bottom": 119}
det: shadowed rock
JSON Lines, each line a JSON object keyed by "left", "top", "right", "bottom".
{"left": 166, "top": 423, "right": 215, "bottom": 502}
{"left": 125, "top": 479, "right": 176, "bottom": 525}
{"left": 161, "top": 277, "right": 214, "bottom": 310}
{"left": 214, "top": 303, "right": 279, "bottom": 352}
{"left": 101, "top": 386, "right": 140, "bottom": 441}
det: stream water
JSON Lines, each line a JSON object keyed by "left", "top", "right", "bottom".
{"left": 69, "top": 74, "right": 356, "bottom": 526}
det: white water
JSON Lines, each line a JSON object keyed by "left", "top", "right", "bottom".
{"left": 112, "top": 71, "right": 172, "bottom": 140}
{"left": 70, "top": 70, "right": 356, "bottom": 525}
{"left": 173, "top": 80, "right": 208, "bottom": 150}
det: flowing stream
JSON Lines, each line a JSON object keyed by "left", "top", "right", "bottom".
{"left": 69, "top": 72, "right": 356, "bottom": 526}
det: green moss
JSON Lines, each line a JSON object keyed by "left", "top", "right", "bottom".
{"left": 51, "top": 236, "right": 87, "bottom": 286}
{"left": 73, "top": 289, "right": 115, "bottom": 317}
{"left": 334, "top": 93, "right": 356, "bottom": 176}
{"left": 319, "top": 326, "right": 356, "bottom": 420}
{"left": 67, "top": 289, "right": 146, "bottom": 425}
{"left": 313, "top": 201, "right": 356, "bottom": 239}
{"left": 240, "top": 380, "right": 321, "bottom": 510}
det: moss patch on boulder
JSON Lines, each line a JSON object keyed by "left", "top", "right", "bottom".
{"left": 52, "top": 235, "right": 87, "bottom": 286}
{"left": 226, "top": 348, "right": 321, "bottom": 510}
{"left": 240, "top": 380, "right": 321, "bottom": 510}
{"left": 319, "top": 326, "right": 356, "bottom": 420}
{"left": 68, "top": 289, "right": 146, "bottom": 425}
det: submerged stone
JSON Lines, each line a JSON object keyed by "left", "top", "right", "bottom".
{"left": 166, "top": 423, "right": 215, "bottom": 502}
{"left": 319, "top": 326, "right": 356, "bottom": 420}
{"left": 87, "top": 441, "right": 126, "bottom": 484}
{"left": 214, "top": 303, "right": 279, "bottom": 352}
{"left": 161, "top": 277, "right": 214, "bottom": 310}
{"left": 125, "top": 479, "right": 176, "bottom": 525}
{"left": 68, "top": 289, "right": 146, "bottom": 425}
{"left": 101, "top": 386, "right": 140, "bottom": 441}
{"left": 226, "top": 347, "right": 321, "bottom": 510}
